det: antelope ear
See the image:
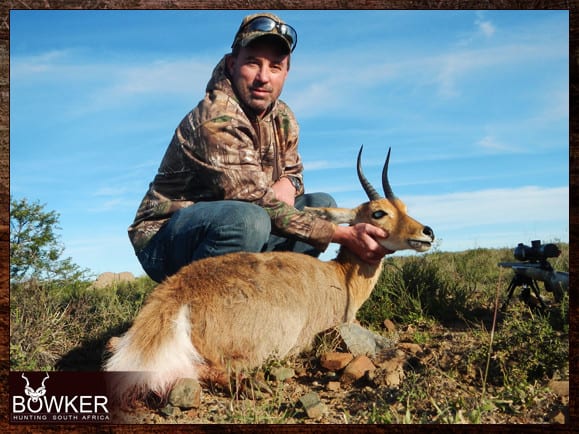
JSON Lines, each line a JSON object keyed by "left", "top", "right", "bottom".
{"left": 304, "top": 206, "right": 356, "bottom": 224}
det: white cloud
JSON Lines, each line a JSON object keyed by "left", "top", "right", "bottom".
{"left": 10, "top": 50, "right": 71, "bottom": 75}
{"left": 11, "top": 50, "right": 215, "bottom": 115}
{"left": 105, "top": 59, "right": 212, "bottom": 97}
{"left": 476, "top": 135, "right": 519, "bottom": 153}
{"left": 303, "top": 160, "right": 352, "bottom": 171}
{"left": 88, "top": 198, "right": 124, "bottom": 213}
{"left": 406, "top": 186, "right": 569, "bottom": 232}
{"left": 288, "top": 32, "right": 566, "bottom": 113}
{"left": 476, "top": 19, "right": 496, "bottom": 38}
{"left": 93, "top": 186, "right": 130, "bottom": 197}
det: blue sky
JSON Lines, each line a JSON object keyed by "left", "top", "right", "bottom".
{"left": 10, "top": 10, "right": 569, "bottom": 277}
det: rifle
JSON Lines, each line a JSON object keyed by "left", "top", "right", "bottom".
{"left": 498, "top": 240, "right": 568, "bottom": 309}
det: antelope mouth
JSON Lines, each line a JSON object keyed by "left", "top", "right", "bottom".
{"left": 408, "top": 239, "right": 432, "bottom": 251}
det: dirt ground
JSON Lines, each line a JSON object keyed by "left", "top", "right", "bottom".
{"left": 111, "top": 321, "right": 569, "bottom": 425}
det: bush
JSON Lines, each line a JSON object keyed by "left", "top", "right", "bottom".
{"left": 10, "top": 196, "right": 90, "bottom": 283}
{"left": 469, "top": 305, "right": 569, "bottom": 388}
{"left": 358, "top": 251, "right": 482, "bottom": 326}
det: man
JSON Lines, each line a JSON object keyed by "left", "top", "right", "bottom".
{"left": 129, "top": 12, "right": 389, "bottom": 282}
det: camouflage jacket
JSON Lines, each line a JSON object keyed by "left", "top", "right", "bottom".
{"left": 128, "top": 56, "right": 336, "bottom": 254}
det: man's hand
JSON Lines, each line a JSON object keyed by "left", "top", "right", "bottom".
{"left": 331, "top": 223, "right": 392, "bottom": 264}
{"left": 272, "top": 177, "right": 296, "bottom": 206}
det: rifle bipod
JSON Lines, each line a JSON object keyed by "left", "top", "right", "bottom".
{"left": 502, "top": 273, "right": 546, "bottom": 310}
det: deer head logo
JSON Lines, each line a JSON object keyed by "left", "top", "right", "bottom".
{"left": 21, "top": 373, "right": 49, "bottom": 402}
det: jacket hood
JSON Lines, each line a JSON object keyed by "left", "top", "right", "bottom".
{"left": 206, "top": 55, "right": 231, "bottom": 95}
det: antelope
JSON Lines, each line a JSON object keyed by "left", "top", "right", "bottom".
{"left": 104, "top": 146, "right": 434, "bottom": 405}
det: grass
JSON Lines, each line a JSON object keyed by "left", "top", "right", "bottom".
{"left": 10, "top": 276, "right": 156, "bottom": 371}
{"left": 9, "top": 243, "right": 569, "bottom": 424}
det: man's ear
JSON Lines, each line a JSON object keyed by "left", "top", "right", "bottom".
{"left": 304, "top": 207, "right": 356, "bottom": 224}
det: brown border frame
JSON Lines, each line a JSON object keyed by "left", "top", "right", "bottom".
{"left": 0, "top": 1, "right": 575, "bottom": 432}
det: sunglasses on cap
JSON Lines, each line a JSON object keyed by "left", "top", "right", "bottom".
{"left": 238, "top": 16, "right": 297, "bottom": 52}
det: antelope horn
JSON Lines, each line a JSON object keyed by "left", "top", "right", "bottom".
{"left": 41, "top": 372, "right": 49, "bottom": 388}
{"left": 21, "top": 373, "right": 30, "bottom": 388}
{"left": 381, "top": 147, "right": 397, "bottom": 200}
{"left": 357, "top": 145, "right": 381, "bottom": 201}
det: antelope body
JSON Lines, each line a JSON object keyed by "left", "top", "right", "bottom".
{"left": 104, "top": 147, "right": 434, "bottom": 404}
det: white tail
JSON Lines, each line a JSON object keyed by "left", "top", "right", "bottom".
{"left": 104, "top": 146, "right": 434, "bottom": 405}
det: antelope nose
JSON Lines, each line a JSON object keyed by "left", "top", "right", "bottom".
{"left": 423, "top": 226, "right": 434, "bottom": 240}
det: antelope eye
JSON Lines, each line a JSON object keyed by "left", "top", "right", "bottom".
{"left": 372, "top": 210, "right": 388, "bottom": 219}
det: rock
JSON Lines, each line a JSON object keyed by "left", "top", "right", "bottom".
{"left": 168, "top": 378, "right": 202, "bottom": 409}
{"left": 383, "top": 319, "right": 397, "bottom": 333}
{"left": 338, "top": 323, "right": 398, "bottom": 357}
{"left": 295, "top": 367, "right": 307, "bottom": 377}
{"left": 269, "top": 367, "right": 295, "bottom": 382}
{"left": 326, "top": 381, "right": 341, "bottom": 392}
{"left": 160, "top": 404, "right": 181, "bottom": 417}
{"left": 384, "top": 366, "right": 405, "bottom": 387}
{"left": 92, "top": 271, "right": 136, "bottom": 289}
{"left": 398, "top": 342, "right": 423, "bottom": 356}
{"left": 341, "top": 355, "right": 376, "bottom": 384}
{"left": 320, "top": 352, "right": 354, "bottom": 371}
{"left": 376, "top": 349, "right": 407, "bottom": 387}
{"left": 299, "top": 392, "right": 326, "bottom": 419}
{"left": 324, "top": 371, "right": 339, "bottom": 381}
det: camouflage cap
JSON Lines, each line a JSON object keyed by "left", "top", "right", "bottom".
{"left": 231, "top": 12, "right": 297, "bottom": 53}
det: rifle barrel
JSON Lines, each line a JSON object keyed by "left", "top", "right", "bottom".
{"left": 498, "top": 262, "right": 542, "bottom": 269}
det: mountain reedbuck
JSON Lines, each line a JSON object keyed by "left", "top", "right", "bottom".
{"left": 104, "top": 146, "right": 434, "bottom": 404}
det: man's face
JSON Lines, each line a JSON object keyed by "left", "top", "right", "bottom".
{"left": 227, "top": 39, "right": 290, "bottom": 118}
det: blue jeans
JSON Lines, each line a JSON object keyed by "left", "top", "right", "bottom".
{"left": 137, "top": 193, "right": 336, "bottom": 282}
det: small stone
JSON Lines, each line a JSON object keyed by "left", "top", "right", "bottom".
{"left": 376, "top": 349, "right": 406, "bottom": 387}
{"left": 378, "top": 350, "right": 407, "bottom": 371}
{"left": 269, "top": 366, "right": 295, "bottom": 382}
{"left": 398, "top": 342, "right": 423, "bottom": 356}
{"left": 168, "top": 378, "right": 202, "bottom": 409}
{"left": 295, "top": 367, "right": 307, "bottom": 377}
{"left": 339, "top": 323, "right": 398, "bottom": 357}
{"left": 326, "top": 381, "right": 341, "bottom": 392}
{"left": 383, "top": 319, "right": 397, "bottom": 333}
{"left": 159, "top": 404, "right": 181, "bottom": 417}
{"left": 299, "top": 392, "right": 326, "bottom": 419}
{"left": 384, "top": 365, "right": 405, "bottom": 387}
{"left": 339, "top": 323, "right": 377, "bottom": 356}
{"left": 341, "top": 355, "right": 376, "bottom": 384}
{"left": 320, "top": 352, "right": 354, "bottom": 370}
{"left": 151, "top": 413, "right": 166, "bottom": 423}
{"left": 364, "top": 369, "right": 377, "bottom": 383}
{"left": 325, "top": 371, "right": 338, "bottom": 380}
